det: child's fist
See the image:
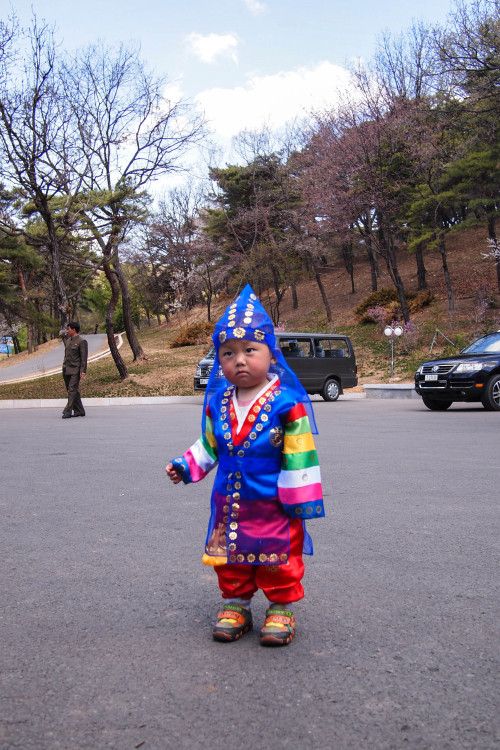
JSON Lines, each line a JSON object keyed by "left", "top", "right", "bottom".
{"left": 166, "top": 462, "right": 182, "bottom": 484}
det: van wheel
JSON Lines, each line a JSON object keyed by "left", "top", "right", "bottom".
{"left": 321, "top": 378, "right": 340, "bottom": 401}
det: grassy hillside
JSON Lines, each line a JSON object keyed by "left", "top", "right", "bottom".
{"left": 1, "top": 226, "right": 498, "bottom": 400}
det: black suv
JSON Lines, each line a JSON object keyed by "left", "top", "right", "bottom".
{"left": 194, "top": 346, "right": 217, "bottom": 390}
{"left": 414, "top": 331, "right": 500, "bottom": 411}
{"left": 194, "top": 332, "right": 358, "bottom": 401}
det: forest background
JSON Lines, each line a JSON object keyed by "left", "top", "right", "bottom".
{"left": 0, "top": 0, "right": 499, "bottom": 397}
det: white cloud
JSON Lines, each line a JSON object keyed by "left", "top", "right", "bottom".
{"left": 195, "top": 61, "right": 352, "bottom": 139}
{"left": 161, "top": 81, "right": 185, "bottom": 107}
{"left": 242, "top": 0, "right": 267, "bottom": 14}
{"left": 186, "top": 32, "right": 239, "bottom": 64}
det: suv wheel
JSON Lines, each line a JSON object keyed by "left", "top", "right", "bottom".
{"left": 481, "top": 374, "right": 500, "bottom": 411}
{"left": 321, "top": 378, "right": 340, "bottom": 402}
{"left": 422, "top": 397, "right": 452, "bottom": 411}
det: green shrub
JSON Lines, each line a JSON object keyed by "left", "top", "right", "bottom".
{"left": 170, "top": 321, "right": 215, "bottom": 348}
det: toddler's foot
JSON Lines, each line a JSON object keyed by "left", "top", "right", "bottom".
{"left": 260, "top": 604, "right": 295, "bottom": 646}
{"left": 212, "top": 603, "right": 253, "bottom": 642}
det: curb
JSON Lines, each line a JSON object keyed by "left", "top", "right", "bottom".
{"left": 0, "top": 386, "right": 417, "bottom": 409}
{"left": 0, "top": 395, "right": 205, "bottom": 409}
{"left": 364, "top": 384, "right": 418, "bottom": 399}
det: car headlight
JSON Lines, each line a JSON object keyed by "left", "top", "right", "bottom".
{"left": 455, "top": 362, "right": 484, "bottom": 373}
{"left": 195, "top": 366, "right": 202, "bottom": 376}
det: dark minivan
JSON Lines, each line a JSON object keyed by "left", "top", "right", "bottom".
{"left": 194, "top": 332, "right": 358, "bottom": 401}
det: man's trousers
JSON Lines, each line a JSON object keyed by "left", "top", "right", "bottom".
{"left": 62, "top": 371, "right": 85, "bottom": 416}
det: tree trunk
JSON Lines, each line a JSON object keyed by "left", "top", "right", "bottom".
{"left": 27, "top": 323, "right": 33, "bottom": 354}
{"left": 204, "top": 272, "right": 213, "bottom": 322}
{"left": 114, "top": 262, "right": 146, "bottom": 361}
{"left": 103, "top": 262, "right": 129, "bottom": 379}
{"left": 35, "top": 300, "right": 42, "bottom": 346}
{"left": 415, "top": 244, "right": 428, "bottom": 290}
{"left": 393, "top": 266, "right": 410, "bottom": 323}
{"left": 360, "top": 220, "right": 380, "bottom": 292}
{"left": 17, "top": 269, "right": 33, "bottom": 354}
{"left": 270, "top": 264, "right": 286, "bottom": 325}
{"left": 340, "top": 240, "right": 355, "bottom": 293}
{"left": 310, "top": 256, "right": 332, "bottom": 321}
{"left": 438, "top": 232, "right": 454, "bottom": 311}
{"left": 291, "top": 282, "right": 298, "bottom": 310}
{"left": 363, "top": 234, "right": 379, "bottom": 292}
{"left": 41, "top": 211, "right": 71, "bottom": 329}
{"left": 380, "top": 221, "right": 410, "bottom": 323}
{"left": 487, "top": 215, "right": 500, "bottom": 293}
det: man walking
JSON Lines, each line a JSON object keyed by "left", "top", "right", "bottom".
{"left": 61, "top": 322, "right": 88, "bottom": 419}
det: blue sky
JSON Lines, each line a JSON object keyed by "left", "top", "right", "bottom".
{"left": 10, "top": 0, "right": 455, "bottom": 165}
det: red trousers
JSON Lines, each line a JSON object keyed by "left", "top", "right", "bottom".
{"left": 215, "top": 519, "right": 305, "bottom": 604}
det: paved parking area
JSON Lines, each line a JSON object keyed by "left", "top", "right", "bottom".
{"left": 1, "top": 400, "right": 499, "bottom": 749}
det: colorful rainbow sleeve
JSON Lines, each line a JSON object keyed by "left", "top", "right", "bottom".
{"left": 277, "top": 403, "right": 325, "bottom": 519}
{"left": 171, "top": 406, "right": 218, "bottom": 484}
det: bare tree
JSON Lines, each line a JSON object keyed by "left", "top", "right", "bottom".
{"left": 373, "top": 20, "right": 443, "bottom": 102}
{"left": 301, "top": 86, "right": 417, "bottom": 321}
{"left": 0, "top": 14, "right": 16, "bottom": 75}
{"left": 124, "top": 227, "right": 173, "bottom": 326}
{"left": 60, "top": 41, "right": 206, "bottom": 370}
{"left": 206, "top": 126, "right": 322, "bottom": 323}
{"left": 146, "top": 184, "right": 210, "bottom": 315}
{"left": 434, "top": 0, "right": 500, "bottom": 116}
{"left": 0, "top": 18, "right": 90, "bottom": 330}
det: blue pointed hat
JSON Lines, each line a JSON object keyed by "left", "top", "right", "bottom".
{"left": 213, "top": 284, "right": 276, "bottom": 353}
{"left": 203, "top": 284, "right": 318, "bottom": 434}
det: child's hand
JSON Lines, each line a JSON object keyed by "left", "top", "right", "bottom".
{"left": 166, "top": 462, "right": 183, "bottom": 484}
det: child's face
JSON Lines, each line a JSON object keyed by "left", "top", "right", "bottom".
{"left": 218, "top": 339, "right": 275, "bottom": 390}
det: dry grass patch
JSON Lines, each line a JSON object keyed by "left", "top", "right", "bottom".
{"left": 1, "top": 226, "right": 499, "bottom": 400}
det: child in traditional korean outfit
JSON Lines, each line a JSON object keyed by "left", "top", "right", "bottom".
{"left": 166, "top": 285, "right": 324, "bottom": 646}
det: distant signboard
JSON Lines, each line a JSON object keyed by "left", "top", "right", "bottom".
{"left": 0, "top": 337, "right": 13, "bottom": 354}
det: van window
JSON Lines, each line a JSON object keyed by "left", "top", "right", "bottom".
{"left": 278, "top": 338, "right": 312, "bottom": 358}
{"left": 315, "top": 338, "right": 348, "bottom": 358}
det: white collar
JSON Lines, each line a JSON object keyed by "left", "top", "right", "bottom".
{"left": 231, "top": 375, "right": 278, "bottom": 434}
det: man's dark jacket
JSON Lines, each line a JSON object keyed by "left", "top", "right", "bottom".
{"left": 62, "top": 335, "right": 88, "bottom": 374}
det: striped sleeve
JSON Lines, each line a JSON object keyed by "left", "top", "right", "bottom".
{"left": 277, "top": 402, "right": 325, "bottom": 519}
{"left": 171, "top": 405, "right": 218, "bottom": 484}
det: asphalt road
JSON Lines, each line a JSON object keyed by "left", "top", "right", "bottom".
{"left": 0, "top": 335, "right": 108, "bottom": 382}
{"left": 1, "top": 400, "right": 499, "bottom": 750}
